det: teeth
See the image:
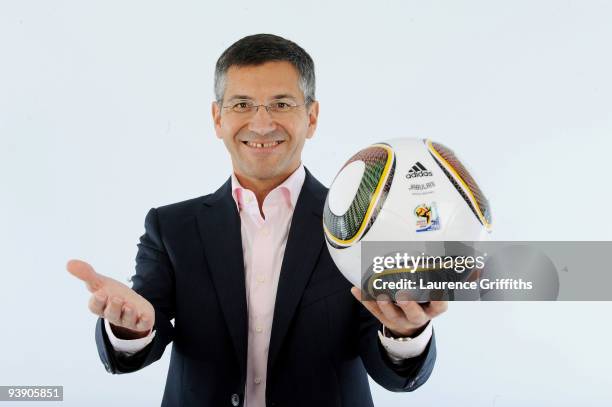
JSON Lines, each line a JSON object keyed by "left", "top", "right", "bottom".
{"left": 245, "top": 141, "right": 282, "bottom": 148}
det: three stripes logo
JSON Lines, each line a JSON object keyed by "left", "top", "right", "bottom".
{"left": 406, "top": 162, "right": 433, "bottom": 178}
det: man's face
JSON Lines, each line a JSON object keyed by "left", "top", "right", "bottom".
{"left": 212, "top": 61, "right": 319, "bottom": 182}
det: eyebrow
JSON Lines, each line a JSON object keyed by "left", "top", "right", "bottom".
{"left": 226, "top": 94, "right": 299, "bottom": 101}
{"left": 270, "top": 94, "right": 298, "bottom": 101}
{"left": 226, "top": 95, "right": 254, "bottom": 101}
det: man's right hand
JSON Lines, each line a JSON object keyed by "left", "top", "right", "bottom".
{"left": 67, "top": 259, "right": 155, "bottom": 339}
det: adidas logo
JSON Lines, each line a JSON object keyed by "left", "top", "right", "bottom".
{"left": 406, "top": 162, "right": 433, "bottom": 178}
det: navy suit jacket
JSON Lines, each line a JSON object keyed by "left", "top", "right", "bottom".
{"left": 95, "top": 167, "right": 436, "bottom": 406}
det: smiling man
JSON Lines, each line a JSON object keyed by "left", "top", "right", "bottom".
{"left": 67, "top": 34, "right": 443, "bottom": 407}
{"left": 213, "top": 57, "right": 316, "bottom": 208}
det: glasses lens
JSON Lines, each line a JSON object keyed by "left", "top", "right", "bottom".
{"left": 232, "top": 102, "right": 254, "bottom": 113}
{"left": 269, "top": 102, "right": 294, "bottom": 113}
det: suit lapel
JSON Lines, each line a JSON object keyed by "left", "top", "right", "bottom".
{"left": 267, "top": 168, "right": 327, "bottom": 375}
{"left": 196, "top": 178, "right": 248, "bottom": 382}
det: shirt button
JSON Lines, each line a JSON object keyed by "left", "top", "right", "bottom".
{"left": 257, "top": 275, "right": 265, "bottom": 283}
{"left": 254, "top": 377, "right": 262, "bottom": 384}
{"left": 245, "top": 196, "right": 253, "bottom": 203}
{"left": 231, "top": 393, "right": 240, "bottom": 406}
{"left": 255, "top": 326, "right": 263, "bottom": 333}
{"left": 261, "top": 227, "right": 270, "bottom": 236}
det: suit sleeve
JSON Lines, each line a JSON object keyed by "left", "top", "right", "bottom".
{"left": 358, "top": 303, "right": 437, "bottom": 392}
{"left": 95, "top": 207, "right": 176, "bottom": 374}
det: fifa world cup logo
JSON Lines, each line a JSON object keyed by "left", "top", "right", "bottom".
{"left": 415, "top": 205, "right": 432, "bottom": 224}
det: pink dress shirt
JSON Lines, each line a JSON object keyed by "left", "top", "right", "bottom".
{"left": 105, "top": 162, "right": 433, "bottom": 407}
{"left": 232, "top": 163, "right": 306, "bottom": 407}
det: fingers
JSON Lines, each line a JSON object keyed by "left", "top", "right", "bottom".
{"left": 135, "top": 313, "right": 153, "bottom": 332}
{"left": 351, "top": 287, "right": 422, "bottom": 325}
{"left": 89, "top": 293, "right": 133, "bottom": 328}
{"left": 66, "top": 259, "right": 104, "bottom": 292}
{"left": 95, "top": 294, "right": 152, "bottom": 333}
{"left": 103, "top": 297, "right": 124, "bottom": 325}
{"left": 88, "top": 292, "right": 107, "bottom": 316}
{"left": 351, "top": 287, "right": 413, "bottom": 328}
{"left": 395, "top": 299, "right": 430, "bottom": 326}
{"left": 351, "top": 286, "right": 446, "bottom": 336}
{"left": 423, "top": 300, "right": 448, "bottom": 319}
{"left": 395, "top": 290, "right": 430, "bottom": 325}
{"left": 120, "top": 305, "right": 138, "bottom": 329}
{"left": 376, "top": 294, "right": 406, "bottom": 326}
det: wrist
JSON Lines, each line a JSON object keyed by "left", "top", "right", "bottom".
{"left": 384, "top": 321, "right": 429, "bottom": 339}
{"left": 109, "top": 322, "right": 151, "bottom": 340}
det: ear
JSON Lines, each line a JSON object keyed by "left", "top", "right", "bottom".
{"left": 212, "top": 101, "right": 223, "bottom": 139}
{"left": 305, "top": 100, "right": 319, "bottom": 140}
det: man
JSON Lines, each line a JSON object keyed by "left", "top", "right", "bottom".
{"left": 67, "top": 34, "right": 446, "bottom": 407}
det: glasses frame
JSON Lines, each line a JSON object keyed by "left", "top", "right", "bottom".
{"left": 221, "top": 100, "right": 307, "bottom": 116}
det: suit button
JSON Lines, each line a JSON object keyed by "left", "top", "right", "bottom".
{"left": 230, "top": 393, "right": 240, "bottom": 406}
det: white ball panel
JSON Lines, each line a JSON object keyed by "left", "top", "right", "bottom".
{"left": 327, "top": 160, "right": 365, "bottom": 216}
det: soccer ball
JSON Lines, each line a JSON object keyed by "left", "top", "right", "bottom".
{"left": 322, "top": 138, "right": 492, "bottom": 288}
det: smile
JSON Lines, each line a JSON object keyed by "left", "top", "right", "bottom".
{"left": 242, "top": 140, "right": 285, "bottom": 149}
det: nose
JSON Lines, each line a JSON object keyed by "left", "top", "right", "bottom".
{"left": 247, "top": 106, "right": 277, "bottom": 135}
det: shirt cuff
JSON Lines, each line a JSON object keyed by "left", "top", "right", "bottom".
{"left": 104, "top": 318, "right": 156, "bottom": 355}
{"left": 377, "top": 321, "right": 433, "bottom": 363}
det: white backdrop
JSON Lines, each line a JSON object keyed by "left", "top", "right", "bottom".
{"left": 1, "top": 1, "right": 611, "bottom": 406}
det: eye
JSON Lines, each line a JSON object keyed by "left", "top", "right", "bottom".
{"left": 232, "top": 102, "right": 252, "bottom": 112}
{"left": 270, "top": 102, "right": 292, "bottom": 111}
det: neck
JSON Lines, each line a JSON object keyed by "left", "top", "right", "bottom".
{"left": 234, "top": 163, "right": 301, "bottom": 211}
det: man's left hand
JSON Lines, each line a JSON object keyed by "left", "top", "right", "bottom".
{"left": 350, "top": 287, "right": 448, "bottom": 337}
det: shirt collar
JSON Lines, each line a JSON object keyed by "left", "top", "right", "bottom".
{"left": 230, "top": 163, "right": 306, "bottom": 212}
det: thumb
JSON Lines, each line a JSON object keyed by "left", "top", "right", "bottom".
{"left": 66, "top": 259, "right": 104, "bottom": 292}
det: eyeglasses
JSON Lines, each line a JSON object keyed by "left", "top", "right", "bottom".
{"left": 222, "top": 100, "right": 306, "bottom": 116}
